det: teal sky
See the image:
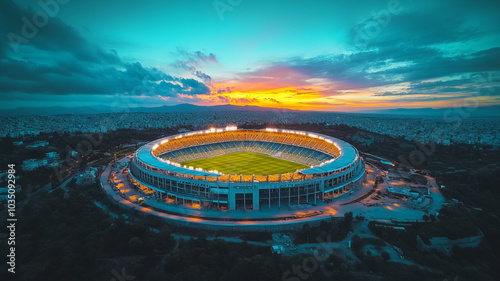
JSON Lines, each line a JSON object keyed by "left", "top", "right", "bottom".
{"left": 1, "top": 0, "right": 499, "bottom": 111}
{"left": 54, "top": 0, "right": 353, "bottom": 71}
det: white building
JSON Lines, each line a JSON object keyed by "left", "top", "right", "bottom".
{"left": 76, "top": 167, "right": 98, "bottom": 185}
{"left": 22, "top": 159, "right": 48, "bottom": 171}
{"left": 26, "top": 141, "right": 49, "bottom": 148}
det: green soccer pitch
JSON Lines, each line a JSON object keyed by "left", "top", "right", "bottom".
{"left": 180, "top": 151, "right": 309, "bottom": 175}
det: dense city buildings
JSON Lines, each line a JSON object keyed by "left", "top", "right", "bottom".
{"left": 1, "top": 111, "right": 499, "bottom": 146}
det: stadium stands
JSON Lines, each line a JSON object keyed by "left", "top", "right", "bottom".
{"left": 155, "top": 129, "right": 340, "bottom": 169}
{"left": 160, "top": 140, "right": 332, "bottom": 166}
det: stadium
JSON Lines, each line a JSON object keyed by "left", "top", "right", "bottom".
{"left": 128, "top": 126, "right": 366, "bottom": 213}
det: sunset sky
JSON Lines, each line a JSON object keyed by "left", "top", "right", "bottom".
{"left": 1, "top": 0, "right": 499, "bottom": 112}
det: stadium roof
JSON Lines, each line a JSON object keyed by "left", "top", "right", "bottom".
{"left": 137, "top": 141, "right": 221, "bottom": 177}
{"left": 135, "top": 128, "right": 359, "bottom": 177}
{"left": 300, "top": 143, "right": 358, "bottom": 175}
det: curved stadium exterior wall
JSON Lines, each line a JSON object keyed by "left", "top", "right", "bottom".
{"left": 128, "top": 127, "right": 366, "bottom": 211}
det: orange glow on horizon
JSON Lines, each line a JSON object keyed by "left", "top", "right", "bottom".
{"left": 198, "top": 84, "right": 329, "bottom": 111}
{"left": 176, "top": 78, "right": 500, "bottom": 111}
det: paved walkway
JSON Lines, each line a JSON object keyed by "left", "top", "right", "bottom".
{"left": 171, "top": 233, "right": 269, "bottom": 246}
{"left": 100, "top": 157, "right": 444, "bottom": 227}
{"left": 100, "top": 161, "right": 335, "bottom": 228}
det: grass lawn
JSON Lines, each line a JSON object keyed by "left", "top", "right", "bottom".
{"left": 180, "top": 151, "right": 309, "bottom": 175}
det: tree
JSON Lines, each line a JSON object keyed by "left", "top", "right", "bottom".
{"left": 351, "top": 235, "right": 362, "bottom": 254}
{"left": 155, "top": 226, "right": 175, "bottom": 251}
{"left": 339, "top": 263, "right": 349, "bottom": 271}
{"left": 128, "top": 237, "right": 143, "bottom": 253}
{"left": 344, "top": 212, "right": 353, "bottom": 228}
{"left": 429, "top": 214, "right": 436, "bottom": 222}
{"left": 326, "top": 254, "right": 347, "bottom": 271}
{"left": 381, "top": 251, "right": 390, "bottom": 262}
{"left": 67, "top": 178, "right": 77, "bottom": 189}
{"left": 423, "top": 214, "right": 429, "bottom": 222}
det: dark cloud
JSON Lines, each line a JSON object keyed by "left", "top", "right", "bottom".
{"left": 293, "top": 92, "right": 312, "bottom": 96}
{"left": 409, "top": 77, "right": 474, "bottom": 91}
{"left": 1, "top": 0, "right": 120, "bottom": 64}
{"left": 179, "top": 78, "right": 211, "bottom": 95}
{"left": 217, "top": 87, "right": 233, "bottom": 94}
{"left": 238, "top": 9, "right": 499, "bottom": 97}
{"left": 374, "top": 92, "right": 416, "bottom": 97}
{"left": 215, "top": 95, "right": 258, "bottom": 104}
{"left": 0, "top": 0, "right": 211, "bottom": 97}
{"left": 349, "top": 12, "right": 479, "bottom": 52}
{"left": 173, "top": 48, "right": 219, "bottom": 84}
{"left": 376, "top": 73, "right": 499, "bottom": 97}
{"left": 264, "top": 98, "right": 282, "bottom": 104}
{"left": 0, "top": 54, "right": 210, "bottom": 96}
{"left": 217, "top": 95, "right": 229, "bottom": 103}
{"left": 193, "top": 70, "right": 212, "bottom": 83}
{"left": 191, "top": 50, "right": 218, "bottom": 64}
{"left": 256, "top": 44, "right": 500, "bottom": 97}
{"left": 125, "top": 62, "right": 171, "bottom": 82}
{"left": 233, "top": 97, "right": 259, "bottom": 103}
{"left": 303, "top": 102, "right": 346, "bottom": 106}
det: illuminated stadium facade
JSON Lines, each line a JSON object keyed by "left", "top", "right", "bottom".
{"left": 128, "top": 127, "right": 366, "bottom": 212}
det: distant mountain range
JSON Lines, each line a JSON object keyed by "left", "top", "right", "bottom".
{"left": 355, "top": 105, "right": 500, "bottom": 117}
{"left": 1, "top": 103, "right": 499, "bottom": 117}
{"left": 0, "top": 104, "right": 298, "bottom": 116}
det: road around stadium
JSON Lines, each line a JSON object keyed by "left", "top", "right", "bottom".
{"left": 100, "top": 156, "right": 444, "bottom": 231}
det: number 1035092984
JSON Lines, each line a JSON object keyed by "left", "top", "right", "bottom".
{"left": 7, "top": 164, "right": 17, "bottom": 216}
